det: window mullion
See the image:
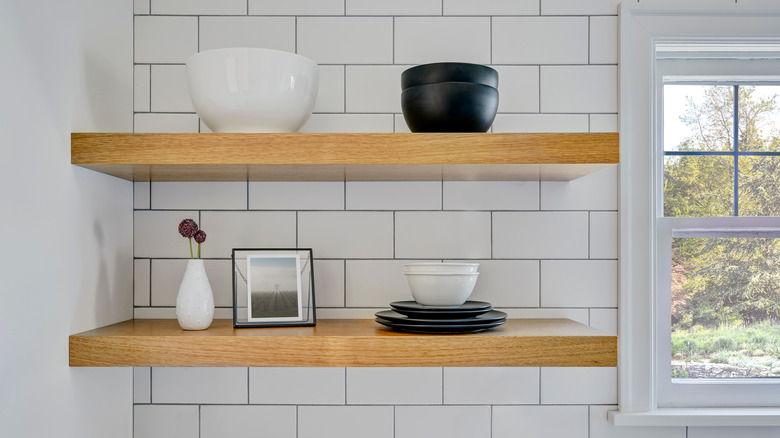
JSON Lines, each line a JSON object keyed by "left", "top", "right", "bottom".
{"left": 734, "top": 84, "right": 740, "bottom": 217}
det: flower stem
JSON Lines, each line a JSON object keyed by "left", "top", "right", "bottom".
{"left": 188, "top": 237, "right": 194, "bottom": 259}
{"left": 197, "top": 243, "right": 201, "bottom": 259}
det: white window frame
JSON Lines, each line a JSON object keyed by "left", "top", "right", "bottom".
{"left": 611, "top": 1, "right": 780, "bottom": 426}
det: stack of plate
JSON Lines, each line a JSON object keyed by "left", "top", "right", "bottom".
{"left": 375, "top": 301, "right": 507, "bottom": 334}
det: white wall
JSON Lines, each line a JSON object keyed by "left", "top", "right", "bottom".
{"left": 0, "top": 0, "right": 134, "bottom": 436}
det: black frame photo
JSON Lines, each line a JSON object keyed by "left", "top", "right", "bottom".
{"left": 232, "top": 248, "right": 316, "bottom": 328}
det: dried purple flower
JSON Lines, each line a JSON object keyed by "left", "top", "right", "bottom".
{"left": 193, "top": 230, "right": 206, "bottom": 244}
{"left": 178, "top": 219, "right": 199, "bottom": 238}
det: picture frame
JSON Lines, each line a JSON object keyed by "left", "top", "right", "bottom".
{"left": 232, "top": 248, "right": 316, "bottom": 328}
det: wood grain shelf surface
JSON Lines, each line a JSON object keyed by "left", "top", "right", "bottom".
{"left": 71, "top": 132, "right": 618, "bottom": 182}
{"left": 69, "top": 318, "right": 617, "bottom": 367}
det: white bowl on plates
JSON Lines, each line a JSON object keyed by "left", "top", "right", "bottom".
{"left": 403, "top": 263, "right": 479, "bottom": 273}
{"left": 186, "top": 47, "right": 319, "bottom": 133}
{"left": 403, "top": 272, "right": 479, "bottom": 307}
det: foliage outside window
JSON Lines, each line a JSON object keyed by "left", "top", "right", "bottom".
{"left": 664, "top": 84, "right": 780, "bottom": 379}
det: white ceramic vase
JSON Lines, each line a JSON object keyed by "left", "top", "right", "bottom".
{"left": 176, "top": 259, "right": 214, "bottom": 330}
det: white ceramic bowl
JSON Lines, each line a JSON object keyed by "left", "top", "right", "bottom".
{"left": 186, "top": 48, "right": 319, "bottom": 133}
{"left": 403, "top": 272, "right": 479, "bottom": 307}
{"left": 403, "top": 263, "right": 479, "bottom": 273}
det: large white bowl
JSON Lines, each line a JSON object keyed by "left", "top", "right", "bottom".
{"left": 403, "top": 263, "right": 479, "bottom": 273}
{"left": 403, "top": 272, "right": 479, "bottom": 307}
{"left": 186, "top": 48, "right": 319, "bottom": 133}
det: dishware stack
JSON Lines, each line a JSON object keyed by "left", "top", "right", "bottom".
{"left": 374, "top": 263, "right": 507, "bottom": 334}
{"left": 400, "top": 62, "right": 499, "bottom": 132}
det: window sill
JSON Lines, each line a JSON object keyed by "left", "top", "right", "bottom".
{"left": 609, "top": 408, "right": 780, "bottom": 427}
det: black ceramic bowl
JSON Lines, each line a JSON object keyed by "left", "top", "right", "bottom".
{"left": 401, "top": 82, "right": 499, "bottom": 133}
{"left": 401, "top": 63, "right": 498, "bottom": 90}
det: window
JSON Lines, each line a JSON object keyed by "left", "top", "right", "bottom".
{"left": 656, "top": 68, "right": 780, "bottom": 408}
{"left": 614, "top": 3, "right": 780, "bottom": 424}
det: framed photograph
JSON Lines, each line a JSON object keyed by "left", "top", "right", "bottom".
{"left": 232, "top": 248, "right": 316, "bottom": 328}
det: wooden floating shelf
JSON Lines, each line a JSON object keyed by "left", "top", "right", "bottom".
{"left": 71, "top": 132, "right": 618, "bottom": 182}
{"left": 69, "top": 318, "right": 617, "bottom": 367}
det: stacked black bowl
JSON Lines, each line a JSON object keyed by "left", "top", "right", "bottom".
{"left": 401, "top": 62, "right": 499, "bottom": 132}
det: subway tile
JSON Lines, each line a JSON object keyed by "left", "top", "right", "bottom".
{"left": 590, "top": 308, "right": 617, "bottom": 336}
{"left": 152, "top": 0, "right": 247, "bottom": 15}
{"left": 345, "top": 260, "right": 413, "bottom": 307}
{"left": 300, "top": 114, "right": 394, "bottom": 133}
{"left": 345, "top": 65, "right": 406, "bottom": 113}
{"left": 298, "top": 406, "right": 393, "bottom": 438}
{"left": 541, "top": 0, "right": 621, "bottom": 15}
{"left": 443, "top": 181, "right": 538, "bottom": 211}
{"left": 590, "top": 405, "right": 686, "bottom": 438}
{"left": 201, "top": 406, "right": 296, "bottom": 438}
{"left": 395, "top": 17, "right": 491, "bottom": 64}
{"left": 134, "top": 182, "right": 150, "bottom": 209}
{"left": 134, "top": 405, "right": 198, "bottom": 438}
{"left": 347, "top": 0, "right": 441, "bottom": 15}
{"left": 540, "top": 166, "right": 617, "bottom": 210}
{"left": 313, "top": 65, "right": 345, "bottom": 113}
{"left": 396, "top": 212, "right": 491, "bottom": 259}
{"left": 151, "top": 181, "right": 247, "bottom": 210}
{"left": 590, "top": 114, "right": 618, "bottom": 132}
{"left": 492, "top": 114, "right": 589, "bottom": 133}
{"left": 134, "top": 0, "right": 150, "bottom": 15}
{"left": 395, "top": 114, "right": 412, "bottom": 133}
{"left": 346, "top": 181, "right": 441, "bottom": 210}
{"left": 134, "top": 113, "right": 199, "bottom": 133}
{"left": 493, "top": 17, "right": 588, "bottom": 65}
{"left": 492, "top": 212, "right": 588, "bottom": 259}
{"left": 151, "top": 367, "right": 248, "bottom": 404}
{"left": 688, "top": 427, "right": 780, "bottom": 438}
{"left": 540, "top": 65, "right": 618, "bottom": 113}
{"left": 493, "top": 66, "right": 539, "bottom": 113}
{"left": 396, "top": 406, "right": 491, "bottom": 438}
{"left": 317, "top": 308, "right": 387, "bottom": 319}
{"left": 493, "top": 406, "right": 588, "bottom": 438}
{"left": 541, "top": 260, "right": 617, "bottom": 307}
{"left": 299, "top": 212, "right": 393, "bottom": 258}
{"left": 501, "top": 308, "right": 588, "bottom": 324}
{"left": 249, "top": 182, "right": 344, "bottom": 210}
{"left": 590, "top": 211, "right": 618, "bottom": 259}
{"left": 134, "top": 16, "right": 197, "bottom": 64}
{"left": 454, "top": 260, "right": 539, "bottom": 307}
{"left": 134, "top": 65, "right": 150, "bottom": 112}
{"left": 134, "top": 210, "right": 199, "bottom": 258}
{"left": 590, "top": 16, "right": 618, "bottom": 65}
{"left": 135, "top": 259, "right": 151, "bottom": 307}
{"left": 134, "top": 307, "right": 233, "bottom": 319}
{"left": 346, "top": 368, "right": 442, "bottom": 404}
{"left": 541, "top": 367, "right": 617, "bottom": 404}
{"left": 199, "top": 17, "right": 295, "bottom": 53}
{"left": 313, "top": 260, "right": 345, "bottom": 307}
{"left": 248, "top": 0, "right": 344, "bottom": 15}
{"left": 249, "top": 368, "right": 345, "bottom": 404}
{"left": 134, "top": 367, "right": 151, "bottom": 403}
{"left": 298, "top": 17, "right": 393, "bottom": 64}
{"left": 443, "top": 367, "right": 539, "bottom": 404}
{"left": 443, "top": 0, "right": 539, "bottom": 15}
{"left": 151, "top": 259, "right": 232, "bottom": 307}
{"left": 200, "top": 211, "right": 297, "bottom": 258}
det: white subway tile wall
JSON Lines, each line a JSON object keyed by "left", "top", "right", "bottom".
{"left": 132, "top": 2, "right": 624, "bottom": 438}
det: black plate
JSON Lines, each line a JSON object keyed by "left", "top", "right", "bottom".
{"left": 376, "top": 309, "right": 507, "bottom": 325}
{"left": 389, "top": 300, "right": 492, "bottom": 319}
{"left": 375, "top": 317, "right": 506, "bottom": 334}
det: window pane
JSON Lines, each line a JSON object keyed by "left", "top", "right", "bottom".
{"left": 664, "top": 85, "right": 733, "bottom": 152}
{"left": 671, "top": 236, "right": 780, "bottom": 379}
{"left": 738, "top": 85, "right": 780, "bottom": 152}
{"left": 739, "top": 156, "right": 780, "bottom": 216}
{"left": 664, "top": 156, "right": 733, "bottom": 217}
